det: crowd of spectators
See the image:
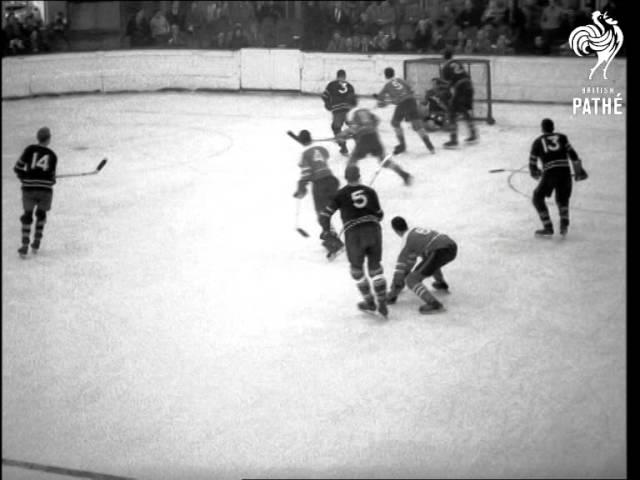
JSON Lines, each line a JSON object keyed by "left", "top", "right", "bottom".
{"left": 2, "top": 4, "right": 69, "bottom": 56}
{"left": 3, "top": 0, "right": 624, "bottom": 58}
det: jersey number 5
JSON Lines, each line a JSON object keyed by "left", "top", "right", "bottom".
{"left": 351, "top": 189, "right": 368, "bottom": 208}
{"left": 31, "top": 153, "right": 50, "bottom": 171}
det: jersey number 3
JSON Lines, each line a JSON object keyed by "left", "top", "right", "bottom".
{"left": 351, "top": 189, "right": 368, "bottom": 208}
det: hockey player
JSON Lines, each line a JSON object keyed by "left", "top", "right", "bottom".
{"left": 319, "top": 165, "right": 389, "bottom": 318}
{"left": 529, "top": 118, "right": 588, "bottom": 237}
{"left": 386, "top": 216, "right": 458, "bottom": 314}
{"left": 440, "top": 49, "right": 478, "bottom": 148}
{"left": 321, "top": 69, "right": 357, "bottom": 156}
{"left": 374, "top": 67, "right": 435, "bottom": 155}
{"left": 292, "top": 129, "right": 344, "bottom": 258}
{"left": 337, "top": 106, "right": 413, "bottom": 186}
{"left": 14, "top": 127, "right": 58, "bottom": 258}
{"left": 422, "top": 77, "right": 451, "bottom": 131}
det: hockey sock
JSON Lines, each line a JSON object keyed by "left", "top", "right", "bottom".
{"left": 537, "top": 208, "right": 553, "bottom": 230}
{"left": 558, "top": 204, "right": 569, "bottom": 230}
{"left": 433, "top": 268, "right": 445, "bottom": 283}
{"left": 370, "top": 269, "right": 387, "bottom": 304}
{"left": 417, "top": 128, "right": 434, "bottom": 150}
{"left": 406, "top": 272, "right": 437, "bottom": 304}
{"left": 356, "top": 278, "right": 374, "bottom": 303}
{"left": 19, "top": 211, "right": 32, "bottom": 247}
{"left": 393, "top": 126, "right": 406, "bottom": 146}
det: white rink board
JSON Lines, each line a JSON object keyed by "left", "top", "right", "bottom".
{"left": 2, "top": 50, "right": 627, "bottom": 103}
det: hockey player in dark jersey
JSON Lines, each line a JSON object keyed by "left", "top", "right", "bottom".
{"left": 337, "top": 107, "right": 413, "bottom": 186}
{"left": 375, "top": 67, "right": 435, "bottom": 155}
{"left": 440, "top": 49, "right": 478, "bottom": 148}
{"left": 386, "top": 216, "right": 458, "bottom": 314}
{"left": 319, "top": 165, "right": 389, "bottom": 318}
{"left": 13, "top": 127, "right": 58, "bottom": 258}
{"left": 421, "top": 77, "right": 451, "bottom": 131}
{"left": 529, "top": 118, "right": 588, "bottom": 237}
{"left": 293, "top": 130, "right": 344, "bottom": 258}
{"left": 322, "top": 69, "right": 357, "bottom": 156}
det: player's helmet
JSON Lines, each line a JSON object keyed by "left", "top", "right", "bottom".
{"left": 345, "top": 165, "right": 360, "bottom": 182}
{"left": 384, "top": 67, "right": 394, "bottom": 79}
{"left": 298, "top": 130, "right": 312, "bottom": 145}
{"left": 391, "top": 216, "right": 408, "bottom": 233}
{"left": 37, "top": 127, "right": 51, "bottom": 143}
{"left": 541, "top": 118, "right": 554, "bottom": 133}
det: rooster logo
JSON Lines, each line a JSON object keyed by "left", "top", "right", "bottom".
{"left": 569, "top": 10, "right": 623, "bottom": 80}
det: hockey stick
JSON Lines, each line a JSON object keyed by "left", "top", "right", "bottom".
{"left": 368, "top": 153, "right": 393, "bottom": 186}
{"left": 57, "top": 158, "right": 108, "bottom": 178}
{"left": 286, "top": 130, "right": 336, "bottom": 145}
{"left": 489, "top": 167, "right": 576, "bottom": 177}
{"left": 295, "top": 198, "right": 310, "bottom": 237}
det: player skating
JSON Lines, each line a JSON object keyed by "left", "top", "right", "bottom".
{"left": 529, "top": 118, "right": 588, "bottom": 237}
{"left": 292, "top": 130, "right": 344, "bottom": 258}
{"left": 337, "top": 106, "right": 413, "bottom": 186}
{"left": 320, "top": 165, "right": 389, "bottom": 318}
{"left": 374, "top": 67, "right": 435, "bottom": 155}
{"left": 13, "top": 127, "right": 58, "bottom": 258}
{"left": 322, "top": 69, "right": 357, "bottom": 156}
{"left": 386, "top": 216, "right": 458, "bottom": 314}
{"left": 441, "top": 49, "right": 478, "bottom": 148}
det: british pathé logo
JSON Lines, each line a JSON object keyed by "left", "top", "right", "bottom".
{"left": 569, "top": 10, "right": 623, "bottom": 80}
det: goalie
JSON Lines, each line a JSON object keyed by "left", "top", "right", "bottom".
{"left": 421, "top": 77, "right": 451, "bottom": 132}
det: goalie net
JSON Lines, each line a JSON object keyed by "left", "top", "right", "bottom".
{"left": 404, "top": 57, "right": 495, "bottom": 124}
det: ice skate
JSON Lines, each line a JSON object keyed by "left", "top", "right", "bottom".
{"left": 432, "top": 280, "right": 449, "bottom": 291}
{"left": 377, "top": 300, "right": 389, "bottom": 318}
{"left": 31, "top": 240, "right": 40, "bottom": 254}
{"left": 357, "top": 299, "right": 377, "bottom": 312}
{"left": 419, "top": 300, "right": 444, "bottom": 314}
{"left": 402, "top": 173, "right": 413, "bottom": 186}
{"left": 534, "top": 227, "right": 554, "bottom": 238}
{"left": 18, "top": 245, "right": 28, "bottom": 258}
{"left": 339, "top": 144, "right": 349, "bottom": 156}
{"left": 464, "top": 134, "right": 478, "bottom": 144}
{"left": 559, "top": 225, "right": 568, "bottom": 237}
{"left": 443, "top": 139, "right": 459, "bottom": 149}
{"left": 393, "top": 143, "right": 406, "bottom": 155}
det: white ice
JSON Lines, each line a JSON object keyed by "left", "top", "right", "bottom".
{"left": 2, "top": 92, "right": 626, "bottom": 479}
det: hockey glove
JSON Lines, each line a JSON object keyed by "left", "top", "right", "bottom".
{"left": 293, "top": 185, "right": 307, "bottom": 199}
{"left": 574, "top": 167, "right": 588, "bottom": 181}
{"left": 530, "top": 167, "right": 542, "bottom": 180}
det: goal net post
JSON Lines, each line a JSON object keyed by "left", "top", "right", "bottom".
{"left": 404, "top": 57, "right": 495, "bottom": 125}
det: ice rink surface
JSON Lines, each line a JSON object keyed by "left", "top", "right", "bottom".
{"left": 2, "top": 92, "right": 626, "bottom": 479}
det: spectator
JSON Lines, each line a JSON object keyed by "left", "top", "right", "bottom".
{"left": 166, "top": 1, "right": 186, "bottom": 32}
{"left": 149, "top": 9, "right": 171, "bottom": 45}
{"left": 533, "top": 34, "right": 551, "bottom": 55}
{"left": 326, "top": 30, "right": 345, "bottom": 51}
{"left": 229, "top": 23, "right": 249, "bottom": 50}
{"left": 353, "top": 10, "right": 377, "bottom": 36}
{"left": 521, "top": 0, "right": 542, "bottom": 51}
{"left": 473, "top": 28, "right": 492, "bottom": 53}
{"left": 22, "top": 11, "right": 44, "bottom": 53}
{"left": 413, "top": 18, "right": 432, "bottom": 52}
{"left": 51, "top": 11, "right": 70, "bottom": 50}
{"left": 4, "top": 12, "right": 26, "bottom": 55}
{"left": 430, "top": 27, "right": 446, "bottom": 52}
{"left": 371, "top": 0, "right": 396, "bottom": 35}
{"left": 403, "top": 39, "right": 415, "bottom": 51}
{"left": 369, "top": 29, "right": 387, "bottom": 51}
{"left": 463, "top": 37, "right": 475, "bottom": 54}
{"left": 185, "top": 1, "right": 207, "bottom": 48}
{"left": 540, "top": 0, "right": 566, "bottom": 47}
{"left": 386, "top": 25, "right": 403, "bottom": 51}
{"left": 212, "top": 30, "right": 228, "bottom": 49}
{"left": 456, "top": 0, "right": 483, "bottom": 31}
{"left": 327, "top": 1, "right": 352, "bottom": 37}
{"left": 343, "top": 35, "right": 354, "bottom": 51}
{"left": 482, "top": 0, "right": 508, "bottom": 26}
{"left": 126, "top": 8, "right": 151, "bottom": 47}
{"left": 228, "top": 1, "right": 256, "bottom": 27}
{"left": 303, "top": 1, "right": 326, "bottom": 50}
{"left": 401, "top": 0, "right": 424, "bottom": 27}
{"left": 493, "top": 33, "right": 514, "bottom": 54}
{"left": 351, "top": 33, "right": 362, "bottom": 51}
{"left": 453, "top": 29, "right": 468, "bottom": 54}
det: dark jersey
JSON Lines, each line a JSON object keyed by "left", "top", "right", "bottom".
{"left": 298, "top": 146, "right": 333, "bottom": 184}
{"left": 343, "top": 108, "right": 380, "bottom": 141}
{"left": 14, "top": 144, "right": 58, "bottom": 190}
{"left": 441, "top": 59, "right": 470, "bottom": 87}
{"left": 320, "top": 184, "right": 383, "bottom": 233}
{"left": 322, "top": 79, "right": 356, "bottom": 112}
{"left": 529, "top": 133, "right": 579, "bottom": 172}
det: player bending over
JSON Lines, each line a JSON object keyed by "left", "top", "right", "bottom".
{"left": 293, "top": 130, "right": 345, "bottom": 258}
{"left": 13, "top": 127, "right": 58, "bottom": 258}
{"left": 337, "top": 107, "right": 412, "bottom": 186}
{"left": 320, "top": 165, "right": 389, "bottom": 318}
{"left": 375, "top": 67, "right": 435, "bottom": 155}
{"left": 441, "top": 49, "right": 478, "bottom": 148}
{"left": 529, "top": 118, "right": 588, "bottom": 237}
{"left": 322, "top": 69, "right": 357, "bottom": 156}
{"left": 386, "top": 216, "right": 458, "bottom": 314}
{"left": 422, "top": 77, "right": 451, "bottom": 131}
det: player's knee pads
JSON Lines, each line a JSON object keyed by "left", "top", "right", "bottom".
{"left": 368, "top": 265, "right": 383, "bottom": 278}
{"left": 405, "top": 270, "right": 424, "bottom": 289}
{"left": 35, "top": 210, "right": 46, "bottom": 221}
{"left": 350, "top": 267, "right": 365, "bottom": 281}
{"left": 20, "top": 212, "right": 33, "bottom": 225}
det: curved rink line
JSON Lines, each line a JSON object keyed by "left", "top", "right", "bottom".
{"left": 2, "top": 458, "right": 135, "bottom": 480}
